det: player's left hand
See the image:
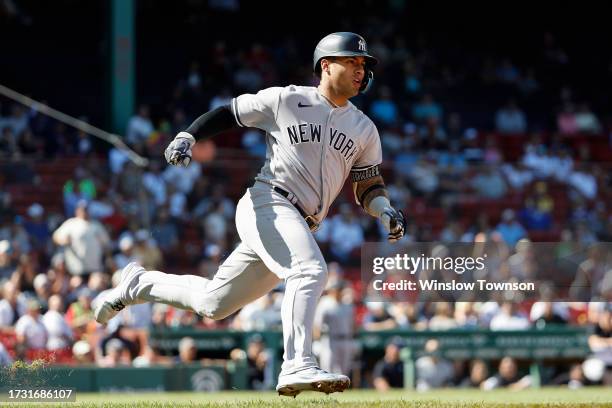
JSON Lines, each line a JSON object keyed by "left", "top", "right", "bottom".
{"left": 381, "top": 207, "right": 406, "bottom": 242}
{"left": 164, "top": 131, "right": 196, "bottom": 167}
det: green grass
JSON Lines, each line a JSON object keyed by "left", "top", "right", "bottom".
{"left": 6, "top": 388, "right": 610, "bottom": 407}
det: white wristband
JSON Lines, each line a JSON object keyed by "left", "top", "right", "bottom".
{"left": 175, "top": 131, "right": 196, "bottom": 145}
{"left": 368, "top": 195, "right": 392, "bottom": 218}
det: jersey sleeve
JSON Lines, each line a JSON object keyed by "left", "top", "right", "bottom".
{"left": 352, "top": 123, "right": 382, "bottom": 171}
{"left": 231, "top": 87, "right": 283, "bottom": 132}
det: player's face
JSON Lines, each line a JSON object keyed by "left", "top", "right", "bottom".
{"left": 326, "top": 56, "right": 366, "bottom": 97}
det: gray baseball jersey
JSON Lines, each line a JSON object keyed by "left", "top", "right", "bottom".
{"left": 231, "top": 85, "right": 382, "bottom": 223}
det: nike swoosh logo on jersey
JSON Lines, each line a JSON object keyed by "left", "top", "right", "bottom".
{"left": 298, "top": 102, "right": 312, "bottom": 108}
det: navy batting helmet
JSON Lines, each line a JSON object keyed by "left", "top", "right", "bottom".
{"left": 313, "top": 32, "right": 378, "bottom": 93}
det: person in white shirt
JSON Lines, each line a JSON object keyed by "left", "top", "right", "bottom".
{"left": 113, "top": 234, "right": 137, "bottom": 270}
{"left": 142, "top": 160, "right": 167, "bottom": 207}
{"left": 41, "top": 295, "right": 73, "bottom": 350}
{"left": 0, "top": 280, "right": 27, "bottom": 327}
{"left": 52, "top": 200, "right": 110, "bottom": 277}
{"left": 162, "top": 161, "right": 201, "bottom": 195}
{"left": 126, "top": 105, "right": 154, "bottom": 145}
{"left": 329, "top": 204, "right": 364, "bottom": 262}
{"left": 15, "top": 299, "right": 48, "bottom": 349}
{"left": 489, "top": 301, "right": 531, "bottom": 331}
{"left": 0, "top": 341, "right": 12, "bottom": 366}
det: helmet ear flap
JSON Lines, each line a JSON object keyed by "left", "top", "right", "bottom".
{"left": 360, "top": 70, "right": 374, "bottom": 94}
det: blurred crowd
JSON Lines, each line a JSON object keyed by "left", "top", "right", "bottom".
{"left": 1, "top": 16, "right": 612, "bottom": 390}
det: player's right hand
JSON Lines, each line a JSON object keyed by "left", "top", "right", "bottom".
{"left": 381, "top": 207, "right": 406, "bottom": 242}
{"left": 164, "top": 131, "right": 196, "bottom": 167}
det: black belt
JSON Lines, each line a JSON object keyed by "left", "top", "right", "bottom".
{"left": 272, "top": 186, "right": 320, "bottom": 232}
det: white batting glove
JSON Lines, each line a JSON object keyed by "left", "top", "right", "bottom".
{"left": 164, "top": 131, "right": 196, "bottom": 167}
{"left": 381, "top": 207, "right": 406, "bottom": 242}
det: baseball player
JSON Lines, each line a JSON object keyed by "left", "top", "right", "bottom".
{"left": 95, "top": 32, "right": 406, "bottom": 397}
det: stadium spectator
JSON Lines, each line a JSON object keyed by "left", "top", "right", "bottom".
{"left": 587, "top": 305, "right": 612, "bottom": 384}
{"left": 470, "top": 165, "right": 507, "bottom": 199}
{"left": 32, "top": 273, "right": 51, "bottom": 312}
{"left": 415, "top": 339, "right": 454, "bottom": 390}
{"left": 14, "top": 298, "right": 48, "bottom": 350}
{"left": 408, "top": 156, "right": 439, "bottom": 200}
{"left": 454, "top": 302, "right": 480, "bottom": 328}
{"left": 230, "top": 334, "right": 273, "bottom": 390}
{"left": 98, "top": 338, "right": 132, "bottom": 367}
{"left": 116, "top": 161, "right": 144, "bottom": 205}
{"left": 557, "top": 102, "right": 578, "bottom": 135}
{"left": 62, "top": 167, "right": 97, "bottom": 217}
{"left": 108, "top": 145, "right": 130, "bottom": 175}
{"left": 369, "top": 86, "right": 399, "bottom": 126}
{"left": 126, "top": 105, "right": 154, "bottom": 146}
{"left": 142, "top": 160, "right": 167, "bottom": 207}
{"left": 328, "top": 204, "right": 364, "bottom": 264}
{"left": 72, "top": 340, "right": 94, "bottom": 364}
{"left": 232, "top": 291, "right": 282, "bottom": 331}
{"left": 460, "top": 359, "right": 489, "bottom": 388}
{"left": 132, "top": 345, "right": 173, "bottom": 367}
{"left": 209, "top": 88, "right": 233, "bottom": 111}
{"left": 530, "top": 301, "right": 568, "bottom": 328}
{"left": 389, "top": 302, "right": 427, "bottom": 329}
{"left": 75, "top": 128, "right": 92, "bottom": 156}
{"left": 23, "top": 203, "right": 50, "bottom": 251}
{"left": 373, "top": 337, "right": 405, "bottom": 390}
{"left": 402, "top": 59, "right": 421, "bottom": 95}
{"left": 52, "top": 200, "right": 110, "bottom": 277}
{"left": 412, "top": 94, "right": 442, "bottom": 124}
{"left": 419, "top": 117, "right": 447, "bottom": 143}
{"left": 428, "top": 302, "right": 458, "bottom": 330}
{"left": 176, "top": 336, "right": 198, "bottom": 364}
{"left": 42, "top": 294, "right": 72, "bottom": 350}
{"left": 0, "top": 341, "right": 12, "bottom": 366}
{"left": 363, "top": 303, "right": 397, "bottom": 331}
{"left": 489, "top": 301, "right": 530, "bottom": 331}
{"left": 483, "top": 136, "right": 503, "bottom": 165}
{"left": 567, "top": 164, "right": 597, "bottom": 200}
{"left": 150, "top": 208, "right": 179, "bottom": 253}
{"left": 203, "top": 202, "right": 228, "bottom": 246}
{"left": 241, "top": 128, "right": 267, "bottom": 158}
{"left": 162, "top": 160, "right": 201, "bottom": 197}
{"left": 0, "top": 127, "right": 18, "bottom": 158}
{"left": 495, "top": 209, "right": 527, "bottom": 248}
{"left": 132, "top": 229, "right": 163, "bottom": 271}
{"left": 482, "top": 357, "right": 532, "bottom": 390}
{"left": 440, "top": 220, "right": 465, "bottom": 243}
{"left": 65, "top": 287, "right": 94, "bottom": 337}
{"left": 192, "top": 184, "right": 235, "bottom": 220}
{"left": 0, "top": 280, "right": 26, "bottom": 328}
{"left": 519, "top": 197, "right": 552, "bottom": 231}
{"left": 495, "top": 100, "right": 527, "bottom": 134}
{"left": 0, "top": 239, "right": 15, "bottom": 282}
{"left": 551, "top": 363, "right": 587, "bottom": 388}
{"left": 113, "top": 234, "right": 137, "bottom": 270}
{"left": 570, "top": 245, "right": 609, "bottom": 301}
{"left": 574, "top": 103, "right": 601, "bottom": 134}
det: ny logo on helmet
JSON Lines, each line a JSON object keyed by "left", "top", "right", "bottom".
{"left": 358, "top": 39, "right": 366, "bottom": 51}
